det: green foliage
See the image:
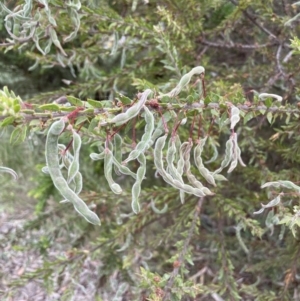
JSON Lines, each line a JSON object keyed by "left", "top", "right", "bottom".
{"left": 1, "top": 0, "right": 300, "bottom": 300}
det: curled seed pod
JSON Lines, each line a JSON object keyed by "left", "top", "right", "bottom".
{"left": 214, "top": 136, "right": 234, "bottom": 174}
{"left": 227, "top": 133, "right": 246, "bottom": 173}
{"left": 61, "top": 152, "right": 75, "bottom": 170}
{"left": 68, "top": 160, "right": 79, "bottom": 184}
{"left": 154, "top": 135, "right": 168, "bottom": 171}
{"left": 213, "top": 174, "right": 228, "bottom": 181}
{"left": 112, "top": 157, "right": 137, "bottom": 179}
{"left": 227, "top": 159, "right": 238, "bottom": 173}
{"left": 104, "top": 148, "right": 122, "bottom": 194}
{"left": 230, "top": 105, "right": 240, "bottom": 130}
{"left": 41, "top": 166, "right": 49, "bottom": 174}
{"left": 183, "top": 142, "right": 202, "bottom": 189}
{"left": 235, "top": 134, "right": 246, "bottom": 167}
{"left": 49, "top": 26, "right": 67, "bottom": 56}
{"left": 261, "top": 180, "right": 300, "bottom": 190}
{"left": 124, "top": 106, "right": 154, "bottom": 163}
{"left": 166, "top": 137, "right": 184, "bottom": 183}
{"left": 176, "top": 142, "right": 189, "bottom": 176}
{"left": 193, "top": 137, "right": 207, "bottom": 167}
{"left": 236, "top": 223, "right": 249, "bottom": 254}
{"left": 165, "top": 66, "right": 205, "bottom": 97}
{"left": 111, "top": 89, "right": 152, "bottom": 126}
{"left": 67, "top": 130, "right": 81, "bottom": 183}
{"left": 131, "top": 153, "right": 146, "bottom": 214}
{"left": 151, "top": 199, "right": 168, "bottom": 214}
{"left": 199, "top": 167, "right": 216, "bottom": 186}
{"left": 205, "top": 137, "right": 219, "bottom": 164}
{"left": 194, "top": 138, "right": 216, "bottom": 186}
{"left": 106, "top": 138, "right": 136, "bottom": 179}
{"left": 90, "top": 152, "right": 105, "bottom": 161}
{"left": 116, "top": 234, "right": 132, "bottom": 252}
{"left": 182, "top": 141, "right": 193, "bottom": 172}
{"left": 113, "top": 134, "right": 123, "bottom": 175}
{"left": 72, "top": 130, "right": 81, "bottom": 153}
{"left": 45, "top": 118, "right": 100, "bottom": 225}
{"left": 149, "top": 128, "right": 164, "bottom": 146}
{"left": 154, "top": 135, "right": 212, "bottom": 197}
{"left": 0, "top": 166, "right": 18, "bottom": 180}
{"left": 185, "top": 142, "right": 214, "bottom": 193}
{"left": 73, "top": 171, "right": 83, "bottom": 195}
{"left": 258, "top": 93, "right": 282, "bottom": 102}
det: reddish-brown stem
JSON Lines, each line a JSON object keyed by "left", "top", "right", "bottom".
{"left": 159, "top": 107, "right": 169, "bottom": 134}
{"left": 201, "top": 74, "right": 206, "bottom": 98}
{"left": 62, "top": 122, "right": 85, "bottom": 155}
{"left": 105, "top": 130, "right": 112, "bottom": 149}
{"left": 66, "top": 107, "right": 84, "bottom": 125}
{"left": 189, "top": 113, "right": 196, "bottom": 139}
{"left": 197, "top": 114, "right": 202, "bottom": 140}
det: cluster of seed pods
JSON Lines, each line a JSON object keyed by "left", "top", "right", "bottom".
{"left": 45, "top": 118, "right": 100, "bottom": 225}
{"left": 44, "top": 67, "right": 246, "bottom": 224}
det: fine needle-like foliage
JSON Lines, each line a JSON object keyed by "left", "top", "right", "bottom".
{"left": 1, "top": 0, "right": 300, "bottom": 300}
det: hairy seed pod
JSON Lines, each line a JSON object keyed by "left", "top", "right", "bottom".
{"left": 45, "top": 118, "right": 100, "bottom": 225}
{"left": 165, "top": 66, "right": 205, "bottom": 97}
{"left": 104, "top": 148, "right": 122, "bottom": 194}
{"left": 0, "top": 166, "right": 18, "bottom": 180}
{"left": 113, "top": 134, "right": 123, "bottom": 175}
{"left": 124, "top": 106, "right": 154, "bottom": 163}
{"left": 193, "top": 138, "right": 216, "bottom": 186}
{"left": 154, "top": 135, "right": 213, "bottom": 197}
{"left": 131, "top": 153, "right": 146, "bottom": 214}
{"left": 205, "top": 137, "right": 219, "bottom": 164}
{"left": 214, "top": 136, "right": 234, "bottom": 174}
{"left": 151, "top": 199, "right": 168, "bottom": 214}
{"left": 176, "top": 142, "right": 189, "bottom": 176}
{"left": 111, "top": 89, "right": 152, "bottom": 126}
{"left": 67, "top": 130, "right": 81, "bottom": 183}
{"left": 230, "top": 105, "right": 240, "bottom": 130}
{"left": 166, "top": 137, "right": 184, "bottom": 183}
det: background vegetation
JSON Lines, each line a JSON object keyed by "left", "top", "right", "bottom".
{"left": 1, "top": 0, "right": 300, "bottom": 300}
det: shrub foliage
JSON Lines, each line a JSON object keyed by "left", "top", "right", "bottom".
{"left": 1, "top": 0, "right": 300, "bottom": 300}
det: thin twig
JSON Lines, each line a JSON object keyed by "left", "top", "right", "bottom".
{"left": 200, "top": 37, "right": 274, "bottom": 50}
{"left": 162, "top": 197, "right": 204, "bottom": 301}
{"left": 1, "top": 102, "right": 299, "bottom": 125}
{"left": 228, "top": 0, "right": 279, "bottom": 41}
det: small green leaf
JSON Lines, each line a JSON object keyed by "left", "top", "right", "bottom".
{"left": 60, "top": 106, "right": 77, "bottom": 112}
{"left": 265, "top": 97, "right": 272, "bottom": 108}
{"left": 116, "top": 93, "right": 133, "bottom": 105}
{"left": 87, "top": 117, "right": 99, "bottom": 133}
{"left": 0, "top": 116, "right": 15, "bottom": 127}
{"left": 66, "top": 96, "right": 84, "bottom": 106}
{"left": 39, "top": 103, "right": 60, "bottom": 111}
{"left": 286, "top": 113, "right": 291, "bottom": 124}
{"left": 100, "top": 101, "right": 113, "bottom": 108}
{"left": 259, "top": 109, "right": 266, "bottom": 115}
{"left": 266, "top": 112, "right": 273, "bottom": 124}
{"left": 75, "top": 116, "right": 88, "bottom": 126}
{"left": 87, "top": 98, "right": 103, "bottom": 108}
{"left": 13, "top": 103, "right": 21, "bottom": 113}
{"left": 243, "top": 112, "right": 254, "bottom": 124}
{"left": 10, "top": 126, "right": 27, "bottom": 144}
{"left": 210, "top": 108, "right": 219, "bottom": 117}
